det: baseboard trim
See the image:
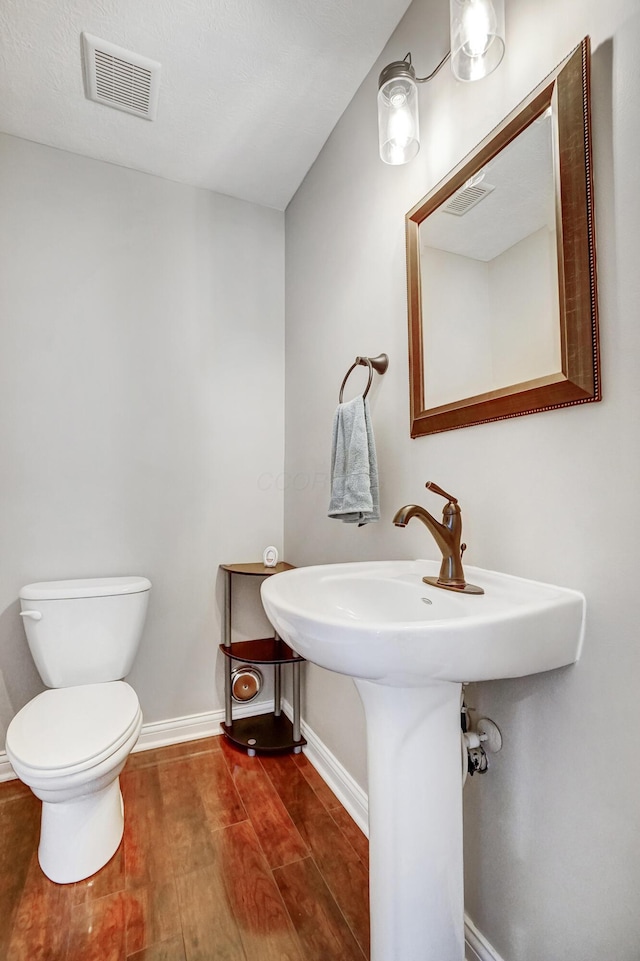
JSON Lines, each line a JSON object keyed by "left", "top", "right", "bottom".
{"left": 464, "top": 913, "right": 506, "bottom": 961}
{"left": 282, "top": 699, "right": 369, "bottom": 836}
{"left": 132, "top": 698, "right": 275, "bottom": 753}
{"left": 0, "top": 753, "right": 14, "bottom": 782}
{"left": 0, "top": 700, "right": 504, "bottom": 960}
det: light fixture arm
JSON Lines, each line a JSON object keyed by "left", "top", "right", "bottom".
{"left": 382, "top": 51, "right": 451, "bottom": 87}
{"left": 413, "top": 50, "right": 452, "bottom": 84}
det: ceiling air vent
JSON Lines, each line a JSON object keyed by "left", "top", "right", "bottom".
{"left": 82, "top": 33, "right": 161, "bottom": 120}
{"left": 442, "top": 180, "right": 495, "bottom": 217}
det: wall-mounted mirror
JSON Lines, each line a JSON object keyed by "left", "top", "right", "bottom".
{"left": 406, "top": 37, "right": 599, "bottom": 437}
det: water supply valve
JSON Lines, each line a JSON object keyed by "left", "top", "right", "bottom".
{"left": 467, "top": 743, "right": 489, "bottom": 775}
{"left": 462, "top": 717, "right": 502, "bottom": 781}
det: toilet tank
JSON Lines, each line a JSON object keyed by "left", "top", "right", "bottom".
{"left": 19, "top": 576, "right": 152, "bottom": 688}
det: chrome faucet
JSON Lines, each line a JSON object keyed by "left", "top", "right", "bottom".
{"left": 393, "top": 481, "right": 484, "bottom": 595}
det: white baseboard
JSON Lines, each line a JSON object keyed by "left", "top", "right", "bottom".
{"left": 465, "top": 914, "right": 506, "bottom": 961}
{"left": 132, "top": 697, "right": 275, "bottom": 753}
{"left": 282, "top": 698, "right": 369, "bottom": 836}
{"left": 0, "top": 752, "right": 14, "bottom": 782}
{"left": 0, "top": 699, "right": 504, "bottom": 960}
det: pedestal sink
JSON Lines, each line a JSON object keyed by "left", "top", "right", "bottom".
{"left": 261, "top": 559, "right": 585, "bottom": 961}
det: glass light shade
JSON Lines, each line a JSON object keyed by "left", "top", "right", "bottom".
{"left": 450, "top": 0, "right": 505, "bottom": 82}
{"left": 378, "top": 64, "right": 420, "bottom": 165}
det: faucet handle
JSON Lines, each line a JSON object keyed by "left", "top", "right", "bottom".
{"left": 425, "top": 481, "right": 458, "bottom": 504}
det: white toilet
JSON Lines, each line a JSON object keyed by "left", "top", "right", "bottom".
{"left": 5, "top": 575, "right": 151, "bottom": 884}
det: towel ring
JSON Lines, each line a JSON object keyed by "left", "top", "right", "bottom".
{"left": 339, "top": 354, "right": 389, "bottom": 403}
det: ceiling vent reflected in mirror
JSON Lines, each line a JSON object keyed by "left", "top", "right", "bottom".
{"left": 82, "top": 33, "right": 161, "bottom": 120}
{"left": 443, "top": 179, "right": 495, "bottom": 216}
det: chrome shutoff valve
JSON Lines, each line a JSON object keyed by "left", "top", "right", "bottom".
{"left": 467, "top": 744, "right": 489, "bottom": 775}
{"left": 463, "top": 717, "right": 502, "bottom": 779}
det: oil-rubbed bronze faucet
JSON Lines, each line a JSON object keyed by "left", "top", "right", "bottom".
{"left": 393, "top": 481, "right": 484, "bottom": 595}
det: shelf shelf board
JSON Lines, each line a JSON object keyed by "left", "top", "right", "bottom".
{"left": 219, "top": 638, "right": 304, "bottom": 665}
{"left": 221, "top": 713, "right": 306, "bottom": 754}
{"left": 220, "top": 562, "right": 296, "bottom": 577}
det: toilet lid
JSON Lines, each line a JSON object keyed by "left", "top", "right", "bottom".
{"left": 20, "top": 576, "right": 151, "bottom": 600}
{"left": 6, "top": 681, "right": 141, "bottom": 774}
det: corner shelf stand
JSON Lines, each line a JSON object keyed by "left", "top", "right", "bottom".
{"left": 219, "top": 562, "right": 306, "bottom": 756}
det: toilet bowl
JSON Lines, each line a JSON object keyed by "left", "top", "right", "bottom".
{"left": 7, "top": 681, "right": 143, "bottom": 883}
{"left": 6, "top": 575, "right": 151, "bottom": 884}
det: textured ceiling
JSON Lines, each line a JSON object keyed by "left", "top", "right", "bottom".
{"left": 421, "top": 114, "right": 556, "bottom": 261}
{"left": 0, "top": 0, "right": 413, "bottom": 209}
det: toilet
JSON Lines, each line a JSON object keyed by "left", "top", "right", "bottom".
{"left": 5, "top": 575, "right": 151, "bottom": 884}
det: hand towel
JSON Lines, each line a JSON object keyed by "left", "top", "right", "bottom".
{"left": 328, "top": 395, "right": 379, "bottom": 525}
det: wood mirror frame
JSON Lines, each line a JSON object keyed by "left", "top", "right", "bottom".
{"left": 406, "top": 37, "right": 599, "bottom": 438}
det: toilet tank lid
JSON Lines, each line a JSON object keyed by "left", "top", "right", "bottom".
{"left": 20, "top": 576, "right": 152, "bottom": 600}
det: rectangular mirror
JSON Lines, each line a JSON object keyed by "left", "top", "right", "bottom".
{"left": 406, "top": 37, "right": 599, "bottom": 437}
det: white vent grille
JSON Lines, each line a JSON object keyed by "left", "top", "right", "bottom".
{"left": 82, "top": 33, "right": 161, "bottom": 120}
{"left": 443, "top": 181, "right": 495, "bottom": 216}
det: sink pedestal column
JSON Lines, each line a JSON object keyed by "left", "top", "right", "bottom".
{"left": 355, "top": 678, "right": 465, "bottom": 961}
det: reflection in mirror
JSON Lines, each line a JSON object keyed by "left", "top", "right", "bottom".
{"left": 421, "top": 111, "right": 560, "bottom": 408}
{"left": 406, "top": 38, "right": 599, "bottom": 437}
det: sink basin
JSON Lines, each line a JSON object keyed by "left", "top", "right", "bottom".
{"left": 261, "top": 559, "right": 585, "bottom": 686}
{"left": 261, "top": 559, "right": 585, "bottom": 961}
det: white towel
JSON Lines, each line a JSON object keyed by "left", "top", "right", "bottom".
{"left": 328, "top": 396, "right": 379, "bottom": 525}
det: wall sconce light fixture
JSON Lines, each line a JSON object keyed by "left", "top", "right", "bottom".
{"left": 378, "top": 0, "right": 505, "bottom": 165}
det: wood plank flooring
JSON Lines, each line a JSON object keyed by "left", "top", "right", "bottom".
{"left": 0, "top": 736, "right": 369, "bottom": 960}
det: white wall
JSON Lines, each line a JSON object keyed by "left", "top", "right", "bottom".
{"left": 284, "top": 0, "right": 640, "bottom": 957}
{"left": 488, "top": 226, "right": 560, "bottom": 386}
{"left": 0, "top": 133, "right": 285, "bottom": 738}
{"left": 422, "top": 247, "right": 492, "bottom": 407}
{"left": 422, "top": 229, "right": 558, "bottom": 408}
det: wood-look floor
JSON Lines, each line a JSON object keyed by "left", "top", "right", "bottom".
{"left": 0, "top": 736, "right": 370, "bottom": 960}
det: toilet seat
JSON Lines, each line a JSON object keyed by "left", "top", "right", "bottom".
{"left": 6, "top": 681, "right": 141, "bottom": 778}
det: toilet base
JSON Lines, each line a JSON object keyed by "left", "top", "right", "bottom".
{"left": 39, "top": 777, "right": 125, "bottom": 884}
